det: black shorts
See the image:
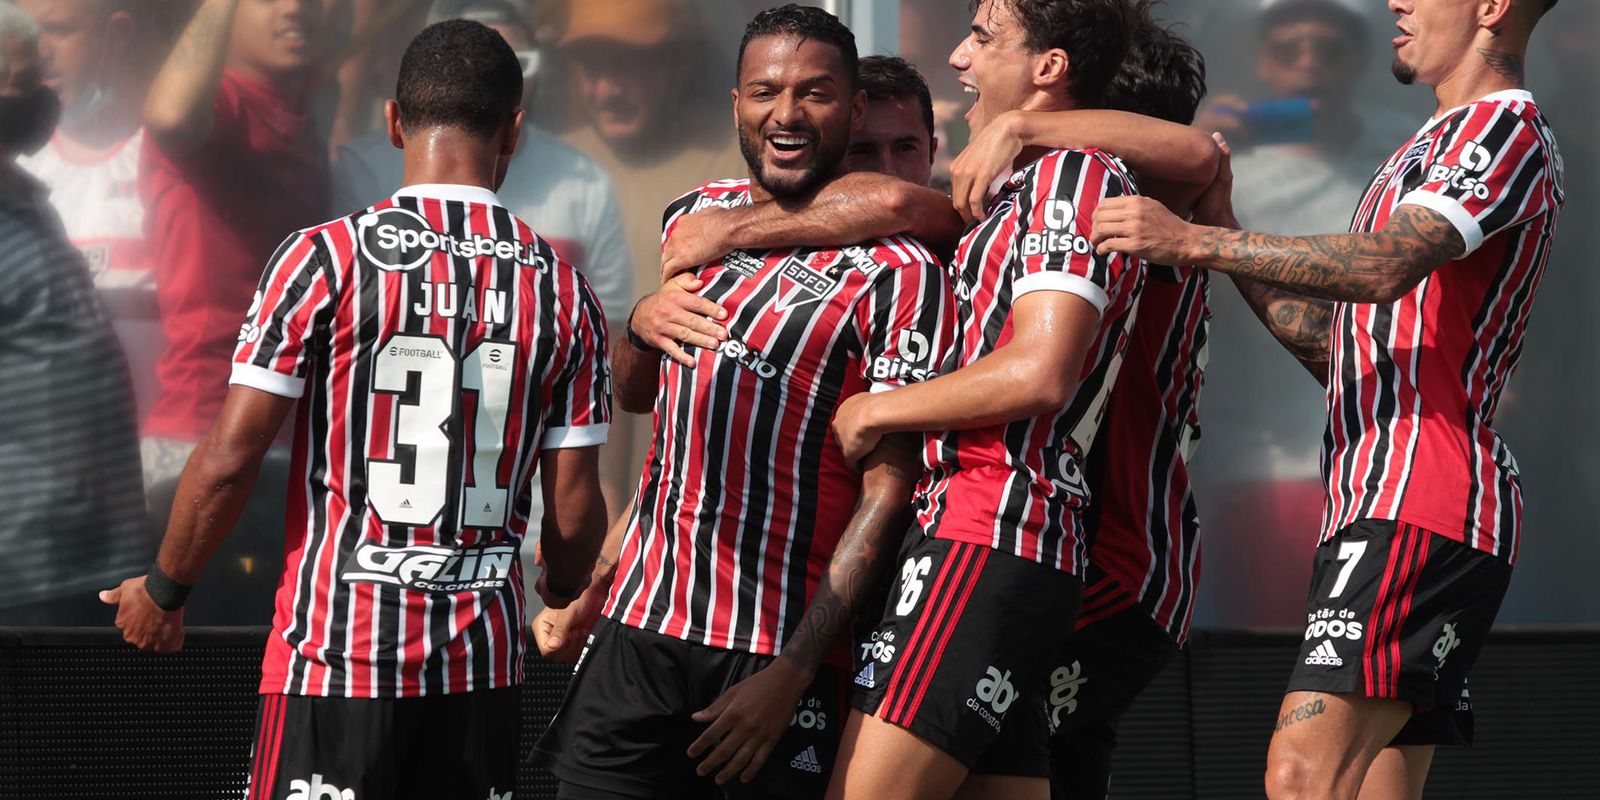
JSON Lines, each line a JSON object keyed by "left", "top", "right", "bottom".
{"left": 851, "top": 533, "right": 1082, "bottom": 777}
{"left": 531, "top": 617, "right": 847, "bottom": 799}
{"left": 245, "top": 687, "right": 518, "bottom": 800}
{"left": 1287, "top": 519, "right": 1511, "bottom": 746}
{"left": 1046, "top": 601, "right": 1179, "bottom": 800}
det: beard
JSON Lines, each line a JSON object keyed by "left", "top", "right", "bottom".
{"left": 738, "top": 123, "right": 846, "bottom": 200}
{"left": 1391, "top": 56, "right": 1417, "bottom": 85}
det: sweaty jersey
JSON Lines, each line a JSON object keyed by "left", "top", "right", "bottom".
{"left": 916, "top": 149, "right": 1143, "bottom": 575}
{"left": 1323, "top": 90, "right": 1564, "bottom": 562}
{"left": 1078, "top": 265, "right": 1209, "bottom": 643}
{"left": 603, "top": 179, "right": 955, "bottom": 657}
{"left": 231, "top": 184, "right": 611, "bottom": 697}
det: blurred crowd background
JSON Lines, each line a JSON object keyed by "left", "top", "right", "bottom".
{"left": 1, "top": 0, "right": 1592, "bottom": 631}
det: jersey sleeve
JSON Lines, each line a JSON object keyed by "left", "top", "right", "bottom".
{"left": 541, "top": 274, "right": 612, "bottom": 449}
{"left": 229, "top": 231, "right": 336, "bottom": 398}
{"left": 1012, "top": 151, "right": 1136, "bottom": 315}
{"left": 1399, "top": 103, "right": 1562, "bottom": 255}
{"left": 854, "top": 244, "right": 957, "bottom": 395}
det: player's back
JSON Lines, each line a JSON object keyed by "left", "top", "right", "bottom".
{"left": 231, "top": 184, "right": 610, "bottom": 697}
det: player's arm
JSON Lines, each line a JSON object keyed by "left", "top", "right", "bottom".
{"left": 832, "top": 291, "right": 1097, "bottom": 460}
{"left": 100, "top": 387, "right": 294, "bottom": 652}
{"left": 687, "top": 435, "right": 920, "bottom": 785}
{"left": 534, "top": 445, "right": 608, "bottom": 609}
{"left": 534, "top": 496, "right": 634, "bottom": 663}
{"left": 951, "top": 109, "right": 1222, "bottom": 222}
{"left": 143, "top": 0, "right": 240, "bottom": 158}
{"left": 1091, "top": 199, "right": 1463, "bottom": 304}
{"left": 1194, "top": 133, "right": 1331, "bottom": 384}
{"left": 660, "top": 173, "right": 963, "bottom": 282}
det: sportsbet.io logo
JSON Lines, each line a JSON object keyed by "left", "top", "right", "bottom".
{"left": 357, "top": 206, "right": 547, "bottom": 272}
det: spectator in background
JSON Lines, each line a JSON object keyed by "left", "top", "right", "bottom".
{"left": 557, "top": 0, "right": 745, "bottom": 290}
{"left": 1186, "top": 0, "right": 1413, "bottom": 625}
{"left": 16, "top": 0, "right": 163, "bottom": 420}
{"left": 0, "top": 2, "right": 146, "bottom": 625}
{"left": 333, "top": 0, "right": 634, "bottom": 616}
{"left": 137, "top": 0, "right": 329, "bottom": 623}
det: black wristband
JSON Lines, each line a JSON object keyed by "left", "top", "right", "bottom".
{"left": 144, "top": 561, "right": 193, "bottom": 611}
{"left": 626, "top": 303, "right": 661, "bottom": 354}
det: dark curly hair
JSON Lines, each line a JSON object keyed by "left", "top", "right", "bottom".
{"left": 1106, "top": 1, "right": 1207, "bottom": 125}
{"left": 978, "top": 0, "right": 1134, "bottom": 108}
{"left": 396, "top": 20, "right": 523, "bottom": 138}
{"left": 737, "top": 4, "right": 858, "bottom": 90}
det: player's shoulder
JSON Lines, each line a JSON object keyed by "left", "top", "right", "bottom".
{"left": 668, "top": 178, "right": 752, "bottom": 212}
{"left": 844, "top": 234, "right": 945, "bottom": 273}
{"left": 1016, "top": 147, "right": 1135, "bottom": 197}
{"left": 1440, "top": 89, "right": 1555, "bottom": 143}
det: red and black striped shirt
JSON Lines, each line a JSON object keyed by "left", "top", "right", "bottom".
{"left": 232, "top": 183, "right": 611, "bottom": 697}
{"left": 1078, "top": 265, "right": 1209, "bottom": 643}
{"left": 1323, "top": 90, "right": 1564, "bottom": 562}
{"left": 916, "top": 149, "right": 1144, "bottom": 575}
{"left": 603, "top": 179, "right": 955, "bottom": 657}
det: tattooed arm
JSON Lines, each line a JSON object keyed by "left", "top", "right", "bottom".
{"left": 144, "top": 0, "right": 240, "bottom": 158}
{"left": 685, "top": 434, "right": 920, "bottom": 785}
{"left": 1091, "top": 199, "right": 1466, "bottom": 304}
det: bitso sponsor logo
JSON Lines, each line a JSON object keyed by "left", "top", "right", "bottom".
{"left": 1043, "top": 199, "right": 1076, "bottom": 230}
{"left": 870, "top": 329, "right": 937, "bottom": 383}
{"left": 357, "top": 206, "right": 546, "bottom": 272}
{"left": 238, "top": 291, "right": 265, "bottom": 343}
{"left": 286, "top": 774, "right": 355, "bottom": 800}
{"left": 1304, "top": 640, "right": 1344, "bottom": 667}
{"left": 341, "top": 540, "right": 516, "bottom": 593}
{"left": 1047, "top": 661, "right": 1087, "bottom": 730}
{"left": 1021, "top": 198, "right": 1090, "bottom": 256}
{"left": 1426, "top": 163, "right": 1492, "bottom": 201}
{"left": 790, "top": 745, "right": 824, "bottom": 774}
{"left": 1303, "top": 608, "right": 1364, "bottom": 642}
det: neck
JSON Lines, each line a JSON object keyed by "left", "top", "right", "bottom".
{"left": 59, "top": 100, "right": 143, "bottom": 154}
{"left": 1011, "top": 90, "right": 1078, "bottom": 168}
{"left": 1430, "top": 37, "right": 1527, "bottom": 115}
{"left": 399, "top": 128, "right": 502, "bottom": 191}
{"left": 227, "top": 59, "right": 306, "bottom": 100}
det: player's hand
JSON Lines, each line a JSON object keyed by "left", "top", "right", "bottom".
{"left": 831, "top": 392, "right": 884, "bottom": 464}
{"left": 532, "top": 580, "right": 605, "bottom": 662}
{"left": 1091, "top": 195, "right": 1198, "bottom": 266}
{"left": 661, "top": 208, "right": 735, "bottom": 283}
{"left": 1192, "top": 133, "right": 1238, "bottom": 229}
{"left": 632, "top": 275, "right": 729, "bottom": 368}
{"left": 533, "top": 540, "right": 592, "bottom": 610}
{"left": 687, "top": 656, "right": 811, "bottom": 785}
{"left": 950, "top": 110, "right": 1026, "bottom": 224}
{"left": 100, "top": 577, "right": 185, "bottom": 653}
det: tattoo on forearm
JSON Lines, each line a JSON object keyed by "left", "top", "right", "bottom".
{"left": 1275, "top": 696, "right": 1326, "bottom": 732}
{"left": 175, "top": 2, "right": 228, "bottom": 66}
{"left": 780, "top": 502, "right": 902, "bottom": 672}
{"left": 1241, "top": 280, "right": 1333, "bottom": 371}
{"left": 1196, "top": 206, "right": 1464, "bottom": 302}
{"left": 1477, "top": 48, "right": 1524, "bottom": 83}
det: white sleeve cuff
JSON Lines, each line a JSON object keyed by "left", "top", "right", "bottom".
{"left": 542, "top": 423, "right": 610, "bottom": 449}
{"left": 1400, "top": 190, "right": 1484, "bottom": 256}
{"left": 229, "top": 363, "right": 306, "bottom": 399}
{"left": 1012, "top": 271, "right": 1110, "bottom": 315}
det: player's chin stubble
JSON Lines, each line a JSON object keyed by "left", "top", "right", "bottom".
{"left": 1391, "top": 56, "right": 1417, "bottom": 85}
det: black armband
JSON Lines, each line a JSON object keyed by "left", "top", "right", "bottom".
{"left": 625, "top": 303, "right": 661, "bottom": 354}
{"left": 144, "top": 561, "right": 194, "bottom": 611}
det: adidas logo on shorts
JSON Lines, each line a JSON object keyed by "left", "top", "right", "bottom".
{"left": 790, "top": 745, "right": 824, "bottom": 774}
{"left": 1304, "top": 640, "right": 1344, "bottom": 667}
{"left": 854, "top": 662, "right": 875, "bottom": 689}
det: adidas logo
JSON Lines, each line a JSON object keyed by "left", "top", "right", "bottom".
{"left": 854, "top": 662, "right": 875, "bottom": 688}
{"left": 1304, "top": 640, "right": 1344, "bottom": 667}
{"left": 790, "top": 745, "right": 823, "bottom": 774}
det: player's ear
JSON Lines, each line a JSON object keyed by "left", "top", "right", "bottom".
{"left": 929, "top": 135, "right": 940, "bottom": 164}
{"left": 850, "top": 88, "right": 867, "bottom": 136}
{"left": 1032, "top": 48, "right": 1070, "bottom": 93}
{"left": 502, "top": 109, "right": 526, "bottom": 158}
{"left": 384, "top": 100, "right": 404, "bottom": 150}
{"left": 1479, "top": 0, "right": 1516, "bottom": 33}
{"left": 731, "top": 88, "right": 741, "bottom": 128}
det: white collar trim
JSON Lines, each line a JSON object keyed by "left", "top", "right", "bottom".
{"left": 393, "top": 183, "right": 503, "bottom": 207}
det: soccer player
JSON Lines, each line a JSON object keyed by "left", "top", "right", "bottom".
{"left": 100, "top": 20, "right": 610, "bottom": 798}
{"left": 1088, "top": 1, "right": 1566, "bottom": 798}
{"left": 951, "top": 11, "right": 1214, "bottom": 798}
{"left": 531, "top": 7, "right": 955, "bottom": 798}
{"left": 843, "top": 56, "right": 941, "bottom": 190}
